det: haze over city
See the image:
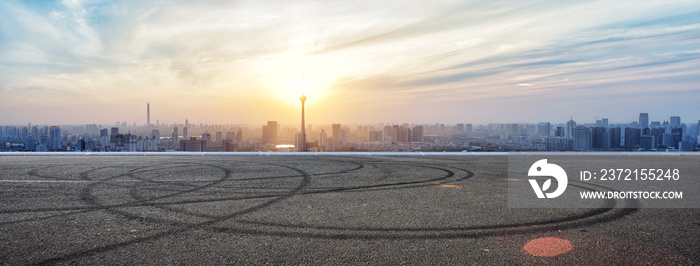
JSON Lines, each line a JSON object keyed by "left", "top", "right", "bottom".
{"left": 1, "top": 0, "right": 699, "bottom": 125}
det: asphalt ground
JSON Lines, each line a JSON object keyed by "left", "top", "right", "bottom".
{"left": 0, "top": 155, "right": 698, "bottom": 265}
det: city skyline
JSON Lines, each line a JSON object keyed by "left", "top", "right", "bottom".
{"left": 1, "top": 1, "right": 699, "bottom": 125}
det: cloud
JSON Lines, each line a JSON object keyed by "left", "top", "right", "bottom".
{"left": 0, "top": 0, "right": 699, "bottom": 125}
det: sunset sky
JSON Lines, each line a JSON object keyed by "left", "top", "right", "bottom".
{"left": 1, "top": 0, "right": 699, "bottom": 126}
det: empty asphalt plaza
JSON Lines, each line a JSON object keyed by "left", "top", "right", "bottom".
{"left": 0, "top": 154, "right": 698, "bottom": 264}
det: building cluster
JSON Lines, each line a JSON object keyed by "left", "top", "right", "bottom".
{"left": 2, "top": 114, "right": 698, "bottom": 152}
{"left": 0, "top": 120, "right": 245, "bottom": 152}
{"left": 479, "top": 114, "right": 698, "bottom": 152}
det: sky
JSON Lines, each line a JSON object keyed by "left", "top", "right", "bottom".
{"left": 1, "top": 0, "right": 699, "bottom": 126}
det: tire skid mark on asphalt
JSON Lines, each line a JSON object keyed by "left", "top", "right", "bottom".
{"left": 35, "top": 162, "right": 313, "bottom": 265}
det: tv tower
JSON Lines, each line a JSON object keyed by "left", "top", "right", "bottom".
{"left": 299, "top": 74, "right": 307, "bottom": 151}
{"left": 147, "top": 103, "right": 150, "bottom": 126}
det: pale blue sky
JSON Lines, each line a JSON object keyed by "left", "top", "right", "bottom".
{"left": 1, "top": 0, "right": 698, "bottom": 125}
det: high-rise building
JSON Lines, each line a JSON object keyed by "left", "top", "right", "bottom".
{"left": 662, "top": 133, "right": 674, "bottom": 147}
{"left": 235, "top": 129, "right": 243, "bottom": 143}
{"left": 412, "top": 126, "right": 424, "bottom": 142}
{"left": 320, "top": 129, "right": 328, "bottom": 147}
{"left": 670, "top": 116, "right": 681, "bottom": 127}
{"left": 640, "top": 135, "right": 656, "bottom": 151}
{"left": 151, "top": 129, "right": 161, "bottom": 144}
{"left": 671, "top": 127, "right": 682, "bottom": 149}
{"left": 464, "top": 124, "right": 473, "bottom": 134}
{"left": 609, "top": 127, "right": 622, "bottom": 149}
{"left": 591, "top": 127, "right": 609, "bottom": 150}
{"left": 49, "top": 126, "right": 62, "bottom": 151}
{"left": 100, "top": 128, "right": 109, "bottom": 147}
{"left": 183, "top": 127, "right": 188, "bottom": 140}
{"left": 382, "top": 126, "right": 392, "bottom": 142}
{"left": 554, "top": 127, "right": 564, "bottom": 137}
{"left": 650, "top": 128, "right": 664, "bottom": 148}
{"left": 172, "top": 127, "right": 179, "bottom": 145}
{"left": 147, "top": 103, "right": 150, "bottom": 126}
{"left": 537, "top": 122, "right": 551, "bottom": 137}
{"left": 25, "top": 136, "right": 36, "bottom": 151}
{"left": 624, "top": 127, "right": 641, "bottom": 150}
{"left": 180, "top": 137, "right": 207, "bottom": 152}
{"left": 573, "top": 126, "right": 591, "bottom": 151}
{"left": 566, "top": 118, "right": 576, "bottom": 138}
{"left": 202, "top": 132, "right": 211, "bottom": 144}
{"left": 339, "top": 130, "right": 347, "bottom": 147}
{"left": 299, "top": 94, "right": 307, "bottom": 152}
{"left": 216, "top": 131, "right": 223, "bottom": 145}
{"left": 369, "top": 130, "right": 383, "bottom": 142}
{"left": 392, "top": 125, "right": 400, "bottom": 142}
{"left": 109, "top": 127, "right": 119, "bottom": 148}
{"left": 325, "top": 137, "right": 335, "bottom": 151}
{"left": 397, "top": 126, "right": 411, "bottom": 142}
{"left": 262, "top": 121, "right": 278, "bottom": 144}
{"left": 602, "top": 118, "right": 608, "bottom": 128}
{"left": 639, "top": 113, "right": 649, "bottom": 129}
{"left": 332, "top": 124, "right": 341, "bottom": 141}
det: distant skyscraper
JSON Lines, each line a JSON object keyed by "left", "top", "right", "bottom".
{"left": 49, "top": 126, "right": 61, "bottom": 151}
{"left": 339, "top": 130, "right": 347, "bottom": 147}
{"left": 671, "top": 127, "right": 682, "bottom": 149}
{"left": 25, "top": 136, "right": 36, "bottom": 151}
{"left": 383, "top": 126, "right": 393, "bottom": 142}
{"left": 235, "top": 129, "right": 243, "bottom": 143}
{"left": 100, "top": 128, "right": 109, "bottom": 147}
{"left": 602, "top": 118, "right": 608, "bottom": 128}
{"left": 369, "top": 130, "right": 383, "bottom": 142}
{"left": 566, "top": 118, "right": 576, "bottom": 139}
{"left": 262, "top": 121, "right": 278, "bottom": 144}
{"left": 397, "top": 126, "right": 411, "bottom": 142}
{"left": 464, "top": 124, "right": 473, "bottom": 134}
{"left": 110, "top": 127, "right": 119, "bottom": 147}
{"left": 183, "top": 127, "right": 188, "bottom": 141}
{"left": 332, "top": 124, "right": 341, "bottom": 141}
{"left": 609, "top": 127, "right": 622, "bottom": 149}
{"left": 591, "top": 127, "right": 609, "bottom": 150}
{"left": 202, "top": 132, "right": 211, "bottom": 144}
{"left": 639, "top": 113, "right": 649, "bottom": 129}
{"left": 640, "top": 135, "right": 656, "bottom": 151}
{"left": 216, "top": 131, "right": 223, "bottom": 145}
{"left": 147, "top": 103, "right": 150, "bottom": 126}
{"left": 624, "top": 127, "right": 641, "bottom": 150}
{"left": 172, "top": 127, "right": 179, "bottom": 144}
{"left": 180, "top": 138, "right": 206, "bottom": 152}
{"left": 537, "top": 122, "right": 551, "bottom": 137}
{"left": 320, "top": 129, "right": 328, "bottom": 147}
{"left": 412, "top": 126, "right": 424, "bottom": 142}
{"left": 573, "top": 126, "right": 591, "bottom": 151}
{"left": 554, "top": 127, "right": 564, "bottom": 137}
{"left": 650, "top": 128, "right": 665, "bottom": 148}
{"left": 151, "top": 129, "right": 161, "bottom": 144}
{"left": 299, "top": 94, "right": 307, "bottom": 151}
{"left": 670, "top": 116, "right": 681, "bottom": 127}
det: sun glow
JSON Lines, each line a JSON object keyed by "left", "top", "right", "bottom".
{"left": 259, "top": 55, "right": 336, "bottom": 106}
